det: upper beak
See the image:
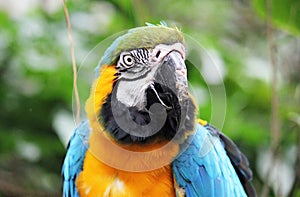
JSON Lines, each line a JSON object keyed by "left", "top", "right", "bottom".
{"left": 154, "top": 51, "right": 189, "bottom": 102}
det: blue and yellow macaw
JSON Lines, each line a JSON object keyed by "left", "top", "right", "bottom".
{"left": 62, "top": 24, "right": 256, "bottom": 197}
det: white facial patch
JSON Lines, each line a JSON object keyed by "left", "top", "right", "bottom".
{"left": 115, "top": 67, "right": 157, "bottom": 109}
{"left": 151, "top": 43, "right": 185, "bottom": 63}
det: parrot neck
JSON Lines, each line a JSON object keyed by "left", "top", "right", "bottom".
{"left": 88, "top": 127, "right": 180, "bottom": 172}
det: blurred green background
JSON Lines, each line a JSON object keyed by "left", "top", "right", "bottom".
{"left": 0, "top": 0, "right": 299, "bottom": 196}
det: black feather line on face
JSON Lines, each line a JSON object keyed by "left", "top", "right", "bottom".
{"left": 99, "top": 82, "right": 196, "bottom": 144}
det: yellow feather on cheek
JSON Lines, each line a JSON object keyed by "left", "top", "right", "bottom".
{"left": 85, "top": 65, "right": 117, "bottom": 131}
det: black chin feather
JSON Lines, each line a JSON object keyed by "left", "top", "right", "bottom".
{"left": 100, "top": 82, "right": 196, "bottom": 144}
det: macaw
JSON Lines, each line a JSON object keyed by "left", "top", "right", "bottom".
{"left": 62, "top": 24, "right": 256, "bottom": 197}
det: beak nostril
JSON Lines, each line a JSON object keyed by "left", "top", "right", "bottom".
{"left": 155, "top": 50, "right": 161, "bottom": 58}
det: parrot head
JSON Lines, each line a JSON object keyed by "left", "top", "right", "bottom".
{"left": 86, "top": 25, "right": 196, "bottom": 145}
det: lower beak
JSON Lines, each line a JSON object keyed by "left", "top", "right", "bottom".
{"left": 154, "top": 51, "right": 189, "bottom": 102}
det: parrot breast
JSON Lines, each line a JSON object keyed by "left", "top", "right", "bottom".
{"left": 76, "top": 139, "right": 178, "bottom": 196}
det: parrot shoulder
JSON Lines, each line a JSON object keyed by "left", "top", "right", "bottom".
{"left": 172, "top": 121, "right": 256, "bottom": 197}
{"left": 205, "top": 123, "right": 257, "bottom": 197}
{"left": 62, "top": 121, "right": 90, "bottom": 197}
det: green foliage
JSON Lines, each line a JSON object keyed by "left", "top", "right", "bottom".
{"left": 252, "top": 0, "right": 300, "bottom": 34}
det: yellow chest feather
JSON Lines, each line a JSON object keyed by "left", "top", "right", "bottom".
{"left": 76, "top": 151, "right": 176, "bottom": 197}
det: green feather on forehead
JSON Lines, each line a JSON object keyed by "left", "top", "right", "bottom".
{"left": 99, "top": 25, "right": 184, "bottom": 67}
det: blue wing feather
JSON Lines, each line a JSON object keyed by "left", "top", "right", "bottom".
{"left": 172, "top": 123, "right": 248, "bottom": 197}
{"left": 62, "top": 121, "right": 90, "bottom": 197}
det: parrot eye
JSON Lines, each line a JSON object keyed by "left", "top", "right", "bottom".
{"left": 117, "top": 48, "right": 149, "bottom": 71}
{"left": 117, "top": 53, "right": 135, "bottom": 70}
{"left": 123, "top": 54, "right": 134, "bottom": 67}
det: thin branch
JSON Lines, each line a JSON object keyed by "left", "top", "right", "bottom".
{"left": 261, "top": 0, "right": 281, "bottom": 196}
{"left": 268, "top": 1, "right": 280, "bottom": 154}
{"left": 61, "top": 0, "right": 80, "bottom": 125}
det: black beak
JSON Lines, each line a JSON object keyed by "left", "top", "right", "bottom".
{"left": 153, "top": 51, "right": 189, "bottom": 104}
